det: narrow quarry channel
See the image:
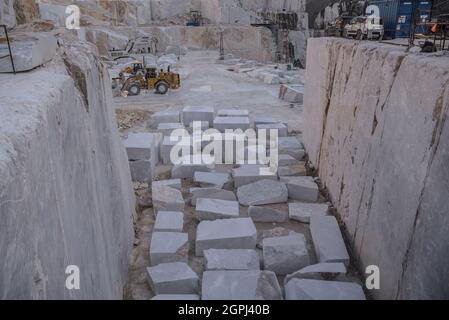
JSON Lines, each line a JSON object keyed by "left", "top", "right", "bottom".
{"left": 120, "top": 51, "right": 365, "bottom": 300}
{"left": 0, "top": 0, "right": 448, "bottom": 306}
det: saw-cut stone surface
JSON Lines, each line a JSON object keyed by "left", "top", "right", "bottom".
{"left": 204, "top": 249, "right": 260, "bottom": 270}
{"left": 196, "top": 218, "right": 257, "bottom": 256}
{"left": 201, "top": 270, "right": 283, "bottom": 300}
{"left": 237, "top": 179, "right": 288, "bottom": 206}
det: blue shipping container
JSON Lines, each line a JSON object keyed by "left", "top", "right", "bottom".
{"left": 396, "top": 0, "right": 433, "bottom": 38}
{"left": 368, "top": 0, "right": 400, "bottom": 39}
{"left": 368, "top": 0, "right": 433, "bottom": 39}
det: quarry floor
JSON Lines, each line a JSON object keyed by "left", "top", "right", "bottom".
{"left": 113, "top": 50, "right": 304, "bottom": 135}
{"left": 117, "top": 50, "right": 362, "bottom": 300}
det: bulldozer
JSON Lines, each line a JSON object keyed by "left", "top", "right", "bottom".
{"left": 121, "top": 66, "right": 180, "bottom": 96}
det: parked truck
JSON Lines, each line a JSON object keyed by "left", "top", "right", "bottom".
{"left": 344, "top": 16, "right": 385, "bottom": 40}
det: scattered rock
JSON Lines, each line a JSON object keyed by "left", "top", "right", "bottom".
{"left": 146, "top": 262, "right": 199, "bottom": 295}
{"left": 152, "top": 185, "right": 185, "bottom": 214}
{"left": 280, "top": 176, "right": 319, "bottom": 202}
{"left": 213, "top": 116, "right": 250, "bottom": 132}
{"left": 237, "top": 179, "right": 288, "bottom": 206}
{"left": 196, "top": 198, "right": 240, "bottom": 221}
{"left": 149, "top": 232, "right": 188, "bottom": 265}
{"left": 149, "top": 111, "right": 180, "bottom": 129}
{"left": 284, "top": 279, "right": 365, "bottom": 300}
{"left": 256, "top": 227, "right": 296, "bottom": 249}
{"left": 152, "top": 179, "right": 182, "bottom": 190}
{"left": 278, "top": 137, "right": 305, "bottom": 160}
{"left": 284, "top": 263, "right": 347, "bottom": 283}
{"left": 310, "top": 215, "right": 350, "bottom": 265}
{"left": 232, "top": 165, "right": 277, "bottom": 188}
{"left": 154, "top": 211, "right": 184, "bottom": 232}
{"left": 204, "top": 249, "right": 260, "bottom": 270}
{"left": 289, "top": 202, "right": 328, "bottom": 223}
{"left": 201, "top": 270, "right": 283, "bottom": 300}
{"left": 248, "top": 204, "right": 288, "bottom": 223}
{"left": 190, "top": 187, "right": 237, "bottom": 206}
{"left": 182, "top": 106, "right": 214, "bottom": 126}
{"left": 157, "top": 123, "right": 185, "bottom": 136}
{"left": 217, "top": 109, "right": 249, "bottom": 117}
{"left": 263, "top": 233, "right": 310, "bottom": 275}
{"left": 194, "top": 171, "right": 231, "bottom": 188}
{"left": 196, "top": 218, "right": 257, "bottom": 256}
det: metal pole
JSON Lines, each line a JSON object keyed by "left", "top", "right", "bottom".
{"left": 1, "top": 25, "right": 15, "bottom": 74}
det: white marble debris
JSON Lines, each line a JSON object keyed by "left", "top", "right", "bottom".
{"left": 257, "top": 227, "right": 297, "bottom": 249}
{"left": 152, "top": 185, "right": 185, "bottom": 214}
{"left": 278, "top": 137, "right": 305, "bottom": 160}
{"left": 171, "top": 155, "right": 213, "bottom": 179}
{"left": 217, "top": 109, "right": 249, "bottom": 117}
{"left": 149, "top": 110, "right": 180, "bottom": 129}
{"left": 284, "top": 279, "right": 365, "bottom": 300}
{"left": 201, "top": 270, "right": 283, "bottom": 300}
{"left": 146, "top": 262, "right": 199, "bottom": 295}
{"left": 280, "top": 176, "right": 319, "bottom": 202}
{"left": 204, "top": 249, "right": 260, "bottom": 270}
{"left": 190, "top": 187, "right": 237, "bottom": 206}
{"left": 154, "top": 211, "right": 184, "bottom": 232}
{"left": 256, "top": 123, "right": 288, "bottom": 137}
{"left": 232, "top": 165, "right": 277, "bottom": 188}
{"left": 289, "top": 202, "right": 329, "bottom": 223}
{"left": 277, "top": 163, "right": 307, "bottom": 177}
{"left": 284, "top": 263, "right": 347, "bottom": 283}
{"left": 196, "top": 198, "right": 239, "bottom": 221}
{"left": 279, "top": 154, "right": 301, "bottom": 167}
{"left": 157, "top": 123, "right": 185, "bottom": 136}
{"left": 149, "top": 232, "right": 188, "bottom": 266}
{"left": 237, "top": 179, "right": 288, "bottom": 206}
{"left": 194, "top": 171, "right": 231, "bottom": 188}
{"left": 189, "top": 121, "right": 209, "bottom": 131}
{"left": 213, "top": 117, "right": 250, "bottom": 132}
{"left": 248, "top": 205, "right": 288, "bottom": 223}
{"left": 310, "top": 215, "right": 350, "bottom": 265}
{"left": 160, "top": 136, "right": 192, "bottom": 165}
{"left": 195, "top": 218, "right": 257, "bottom": 256}
{"left": 152, "top": 179, "right": 182, "bottom": 190}
{"left": 182, "top": 106, "right": 214, "bottom": 126}
{"left": 263, "top": 233, "right": 310, "bottom": 275}
{"left": 151, "top": 294, "right": 200, "bottom": 300}
{"left": 124, "top": 132, "right": 155, "bottom": 160}
{"left": 0, "top": 34, "right": 58, "bottom": 73}
{"left": 129, "top": 159, "right": 153, "bottom": 183}
{"left": 253, "top": 117, "right": 284, "bottom": 127}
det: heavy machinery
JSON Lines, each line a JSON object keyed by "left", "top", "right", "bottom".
{"left": 344, "top": 16, "right": 384, "bottom": 40}
{"left": 109, "top": 36, "right": 158, "bottom": 60}
{"left": 121, "top": 66, "right": 180, "bottom": 96}
{"left": 186, "top": 10, "right": 202, "bottom": 26}
{"left": 325, "top": 15, "right": 355, "bottom": 37}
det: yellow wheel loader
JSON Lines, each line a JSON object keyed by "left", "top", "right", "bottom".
{"left": 121, "top": 66, "right": 180, "bottom": 96}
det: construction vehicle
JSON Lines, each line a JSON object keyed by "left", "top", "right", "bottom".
{"left": 121, "top": 66, "right": 180, "bottom": 96}
{"left": 109, "top": 36, "right": 158, "bottom": 60}
{"left": 344, "top": 16, "right": 385, "bottom": 40}
{"left": 186, "top": 10, "right": 202, "bottom": 26}
{"left": 325, "top": 15, "right": 355, "bottom": 37}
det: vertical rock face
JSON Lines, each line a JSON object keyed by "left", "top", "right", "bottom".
{"left": 303, "top": 38, "right": 449, "bottom": 299}
{"left": 0, "top": 0, "right": 16, "bottom": 27}
{"left": 0, "top": 37, "right": 135, "bottom": 299}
